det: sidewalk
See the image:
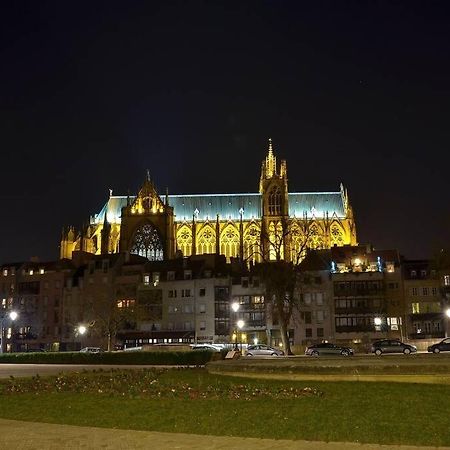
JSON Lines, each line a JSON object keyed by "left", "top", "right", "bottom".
{"left": 0, "top": 419, "right": 448, "bottom": 450}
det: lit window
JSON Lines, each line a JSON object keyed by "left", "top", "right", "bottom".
{"left": 2, "top": 269, "right": 7, "bottom": 276}
{"left": 143, "top": 275, "right": 150, "bottom": 285}
{"left": 412, "top": 303, "right": 420, "bottom": 314}
{"left": 152, "top": 272, "right": 160, "bottom": 286}
{"left": 29, "top": 270, "right": 34, "bottom": 276}
{"left": 386, "top": 263, "right": 395, "bottom": 273}
{"left": 444, "top": 275, "right": 450, "bottom": 286}
{"left": 39, "top": 268, "right": 44, "bottom": 274}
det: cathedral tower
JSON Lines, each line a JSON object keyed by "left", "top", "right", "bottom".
{"left": 259, "top": 139, "right": 290, "bottom": 261}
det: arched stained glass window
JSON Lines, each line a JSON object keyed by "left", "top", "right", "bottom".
{"left": 177, "top": 225, "right": 192, "bottom": 257}
{"left": 220, "top": 224, "right": 239, "bottom": 260}
{"left": 131, "top": 223, "right": 163, "bottom": 260}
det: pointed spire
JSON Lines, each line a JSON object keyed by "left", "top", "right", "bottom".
{"left": 146, "top": 169, "right": 151, "bottom": 182}
{"left": 165, "top": 187, "right": 169, "bottom": 206}
{"left": 268, "top": 137, "right": 273, "bottom": 156}
{"left": 265, "top": 137, "right": 277, "bottom": 178}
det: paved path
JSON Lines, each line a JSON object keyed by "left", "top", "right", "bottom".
{"left": 0, "top": 419, "right": 448, "bottom": 450}
{"left": 0, "top": 364, "right": 195, "bottom": 379}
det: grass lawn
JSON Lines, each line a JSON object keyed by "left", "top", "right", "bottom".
{"left": 0, "top": 367, "right": 448, "bottom": 447}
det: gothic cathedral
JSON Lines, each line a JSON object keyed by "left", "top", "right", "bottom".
{"left": 60, "top": 140, "right": 357, "bottom": 262}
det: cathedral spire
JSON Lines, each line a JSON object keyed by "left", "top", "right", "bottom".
{"left": 266, "top": 138, "right": 277, "bottom": 178}
{"left": 146, "top": 169, "right": 151, "bottom": 182}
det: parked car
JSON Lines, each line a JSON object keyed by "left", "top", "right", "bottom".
{"left": 245, "top": 344, "right": 284, "bottom": 357}
{"left": 191, "top": 344, "right": 222, "bottom": 352}
{"left": 371, "top": 339, "right": 417, "bottom": 355}
{"left": 79, "top": 347, "right": 103, "bottom": 353}
{"left": 305, "top": 342, "right": 354, "bottom": 356}
{"left": 427, "top": 338, "right": 450, "bottom": 353}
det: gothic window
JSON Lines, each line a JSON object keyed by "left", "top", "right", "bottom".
{"left": 131, "top": 223, "right": 163, "bottom": 261}
{"left": 176, "top": 225, "right": 192, "bottom": 257}
{"left": 330, "top": 223, "right": 344, "bottom": 246}
{"left": 308, "top": 223, "right": 324, "bottom": 250}
{"left": 269, "top": 221, "right": 284, "bottom": 261}
{"left": 268, "top": 186, "right": 282, "bottom": 215}
{"left": 220, "top": 224, "right": 239, "bottom": 260}
{"left": 197, "top": 224, "right": 216, "bottom": 254}
{"left": 244, "top": 223, "right": 261, "bottom": 263}
{"left": 290, "top": 220, "right": 306, "bottom": 262}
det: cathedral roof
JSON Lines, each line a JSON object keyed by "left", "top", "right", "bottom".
{"left": 92, "top": 191, "right": 346, "bottom": 224}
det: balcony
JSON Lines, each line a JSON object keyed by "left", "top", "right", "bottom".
{"left": 335, "top": 325, "right": 375, "bottom": 333}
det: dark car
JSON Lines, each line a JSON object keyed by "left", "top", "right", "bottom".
{"left": 427, "top": 338, "right": 450, "bottom": 353}
{"left": 371, "top": 339, "right": 417, "bottom": 355}
{"left": 305, "top": 342, "right": 354, "bottom": 356}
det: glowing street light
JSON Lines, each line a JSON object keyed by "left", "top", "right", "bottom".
{"left": 236, "top": 320, "right": 245, "bottom": 352}
{"left": 231, "top": 302, "right": 240, "bottom": 313}
{"left": 374, "top": 317, "right": 382, "bottom": 326}
{"left": 77, "top": 325, "right": 87, "bottom": 335}
{"left": 445, "top": 309, "right": 450, "bottom": 338}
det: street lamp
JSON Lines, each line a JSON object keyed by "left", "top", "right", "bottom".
{"left": 237, "top": 319, "right": 245, "bottom": 352}
{"left": 445, "top": 308, "right": 450, "bottom": 338}
{"left": 76, "top": 324, "right": 87, "bottom": 350}
{"left": 0, "top": 310, "right": 18, "bottom": 354}
{"left": 231, "top": 302, "right": 240, "bottom": 349}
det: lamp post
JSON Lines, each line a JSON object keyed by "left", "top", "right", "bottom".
{"left": 76, "top": 324, "right": 87, "bottom": 350}
{"left": 445, "top": 308, "right": 450, "bottom": 338}
{"left": 0, "top": 310, "right": 18, "bottom": 354}
{"left": 237, "top": 319, "right": 245, "bottom": 352}
{"left": 231, "top": 302, "right": 240, "bottom": 350}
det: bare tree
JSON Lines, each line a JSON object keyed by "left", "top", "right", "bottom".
{"left": 249, "top": 217, "right": 315, "bottom": 355}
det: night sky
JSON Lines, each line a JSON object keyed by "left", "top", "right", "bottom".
{"left": 1, "top": 1, "right": 450, "bottom": 263}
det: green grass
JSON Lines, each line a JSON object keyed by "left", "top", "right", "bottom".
{"left": 0, "top": 368, "right": 448, "bottom": 446}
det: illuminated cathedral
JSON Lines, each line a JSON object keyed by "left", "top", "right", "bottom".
{"left": 60, "top": 140, "right": 357, "bottom": 262}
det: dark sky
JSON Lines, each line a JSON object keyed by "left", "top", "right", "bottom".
{"left": 1, "top": 0, "right": 450, "bottom": 263}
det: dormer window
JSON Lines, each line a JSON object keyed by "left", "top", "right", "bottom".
{"left": 411, "top": 270, "right": 417, "bottom": 278}
{"left": 184, "top": 270, "right": 192, "bottom": 280}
